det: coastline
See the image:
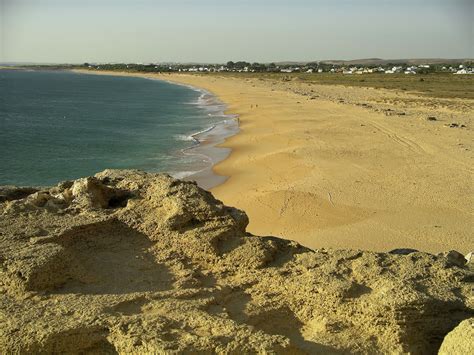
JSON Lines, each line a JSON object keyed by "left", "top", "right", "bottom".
{"left": 71, "top": 69, "right": 239, "bottom": 190}
{"left": 179, "top": 117, "right": 237, "bottom": 189}
{"left": 156, "top": 77, "right": 239, "bottom": 189}
{"left": 76, "top": 70, "right": 472, "bottom": 253}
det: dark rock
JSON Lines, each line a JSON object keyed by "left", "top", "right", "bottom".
{"left": 440, "top": 250, "right": 466, "bottom": 267}
{"left": 389, "top": 248, "right": 419, "bottom": 255}
{"left": 0, "top": 187, "right": 39, "bottom": 203}
{"left": 427, "top": 116, "right": 437, "bottom": 121}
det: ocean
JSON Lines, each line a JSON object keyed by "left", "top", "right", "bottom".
{"left": 0, "top": 70, "right": 237, "bottom": 187}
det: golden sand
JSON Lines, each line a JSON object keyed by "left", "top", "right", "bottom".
{"left": 75, "top": 70, "right": 474, "bottom": 253}
{"left": 3, "top": 71, "right": 474, "bottom": 352}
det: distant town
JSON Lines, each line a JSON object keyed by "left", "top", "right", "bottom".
{"left": 81, "top": 60, "right": 474, "bottom": 75}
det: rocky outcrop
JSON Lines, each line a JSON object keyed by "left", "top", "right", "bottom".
{"left": 438, "top": 318, "right": 474, "bottom": 354}
{"left": 0, "top": 170, "right": 472, "bottom": 353}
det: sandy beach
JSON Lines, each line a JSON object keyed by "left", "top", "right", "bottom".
{"left": 75, "top": 70, "right": 473, "bottom": 253}
{"left": 5, "top": 1, "right": 474, "bottom": 352}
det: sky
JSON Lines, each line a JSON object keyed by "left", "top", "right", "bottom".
{"left": 1, "top": 0, "right": 473, "bottom": 63}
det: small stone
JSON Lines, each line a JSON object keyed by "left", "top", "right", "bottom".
{"left": 440, "top": 250, "right": 466, "bottom": 267}
{"left": 71, "top": 177, "right": 109, "bottom": 208}
{"left": 57, "top": 180, "right": 73, "bottom": 190}
{"left": 44, "top": 198, "right": 65, "bottom": 211}
{"left": 26, "top": 192, "right": 51, "bottom": 207}
{"left": 465, "top": 252, "right": 473, "bottom": 265}
{"left": 427, "top": 116, "right": 437, "bottom": 121}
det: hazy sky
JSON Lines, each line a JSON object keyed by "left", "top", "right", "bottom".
{"left": 1, "top": 0, "right": 473, "bottom": 63}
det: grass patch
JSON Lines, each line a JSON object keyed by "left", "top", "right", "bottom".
{"left": 203, "top": 72, "right": 474, "bottom": 100}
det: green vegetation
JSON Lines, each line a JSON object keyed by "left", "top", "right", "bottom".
{"left": 3, "top": 61, "right": 472, "bottom": 100}
{"left": 212, "top": 72, "right": 474, "bottom": 100}
{"left": 75, "top": 62, "right": 472, "bottom": 100}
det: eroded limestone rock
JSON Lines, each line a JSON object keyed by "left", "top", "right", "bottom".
{"left": 1, "top": 170, "right": 472, "bottom": 354}
{"left": 439, "top": 318, "right": 474, "bottom": 354}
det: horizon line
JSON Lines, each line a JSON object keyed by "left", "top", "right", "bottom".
{"left": 1, "top": 57, "right": 474, "bottom": 66}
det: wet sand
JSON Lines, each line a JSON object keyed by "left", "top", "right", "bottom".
{"left": 182, "top": 118, "right": 238, "bottom": 190}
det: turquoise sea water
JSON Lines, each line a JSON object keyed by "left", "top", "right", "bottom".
{"left": 0, "top": 70, "right": 233, "bottom": 186}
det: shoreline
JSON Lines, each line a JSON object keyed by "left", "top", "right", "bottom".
{"left": 180, "top": 117, "right": 238, "bottom": 190}
{"left": 144, "top": 72, "right": 472, "bottom": 254}
{"left": 71, "top": 69, "right": 239, "bottom": 190}
{"left": 36, "top": 70, "right": 474, "bottom": 253}
{"left": 157, "top": 78, "right": 239, "bottom": 189}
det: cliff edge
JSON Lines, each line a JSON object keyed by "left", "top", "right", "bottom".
{"left": 0, "top": 170, "right": 472, "bottom": 353}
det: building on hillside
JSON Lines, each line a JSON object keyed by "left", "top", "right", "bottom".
{"left": 454, "top": 68, "right": 473, "bottom": 74}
